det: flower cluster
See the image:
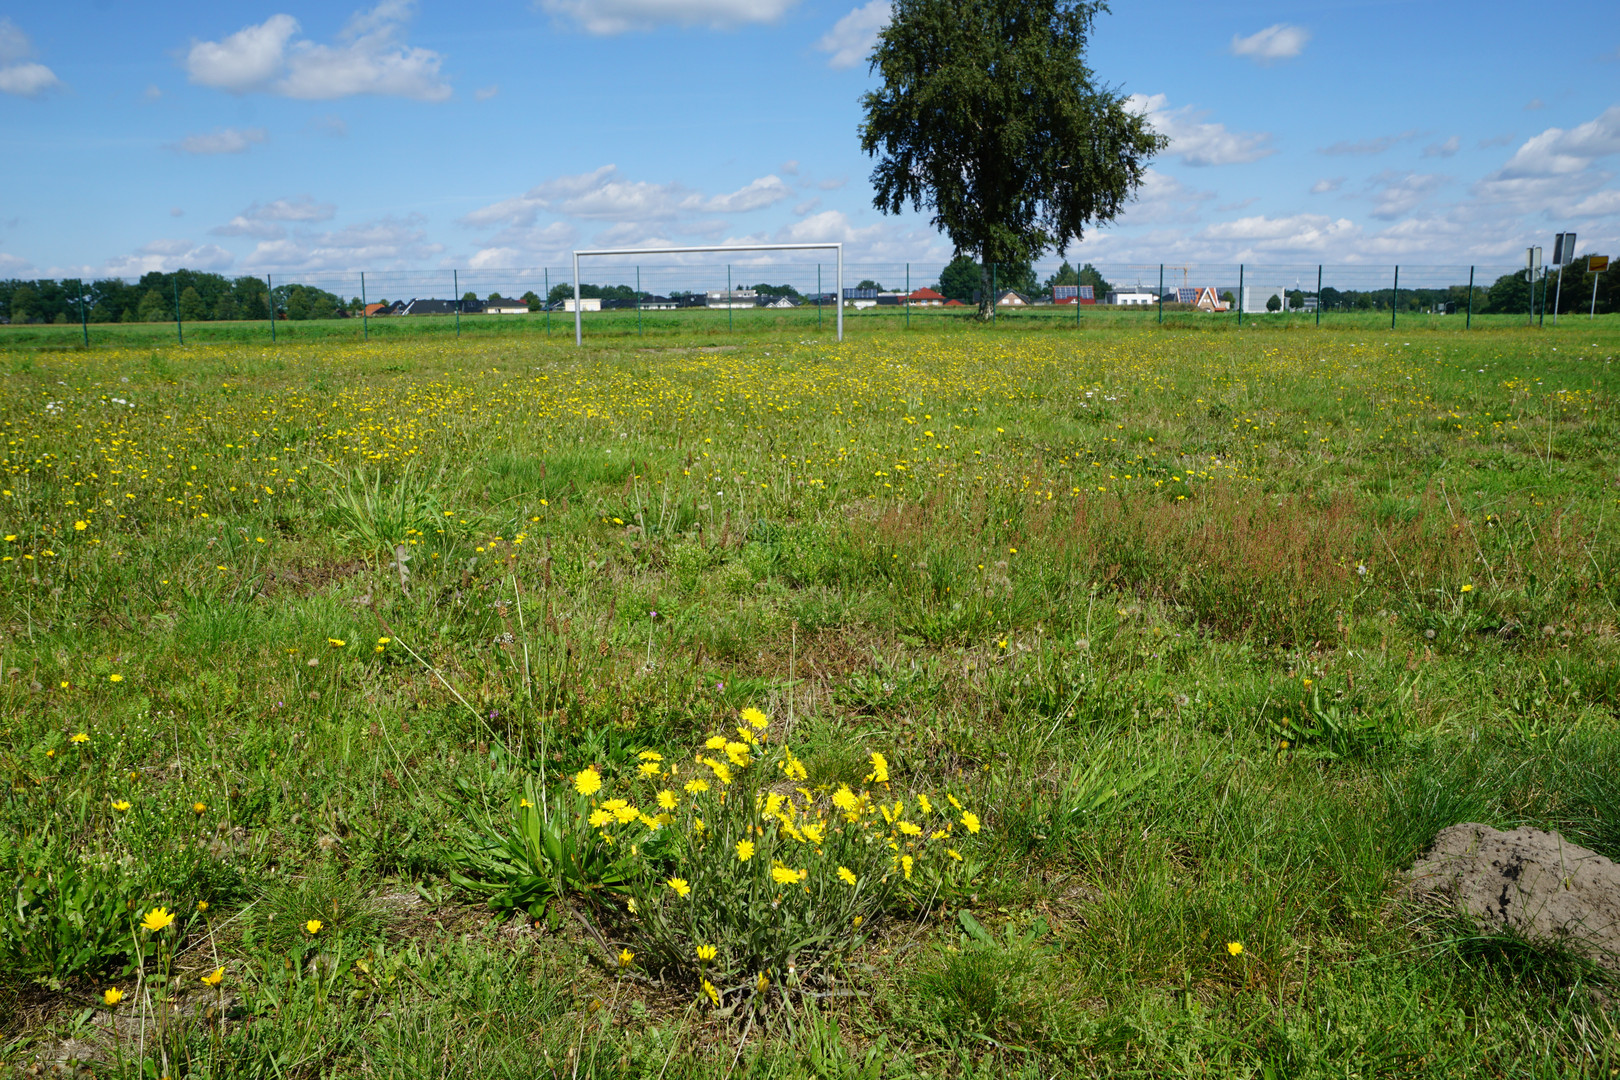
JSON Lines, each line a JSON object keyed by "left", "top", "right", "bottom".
{"left": 551, "top": 707, "right": 981, "bottom": 1006}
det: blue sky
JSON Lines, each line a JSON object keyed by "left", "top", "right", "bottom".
{"left": 2, "top": 0, "right": 1618, "bottom": 286}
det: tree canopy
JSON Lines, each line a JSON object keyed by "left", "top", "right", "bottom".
{"left": 860, "top": 0, "right": 1164, "bottom": 318}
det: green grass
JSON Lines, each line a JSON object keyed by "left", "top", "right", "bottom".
{"left": 1, "top": 322, "right": 1618, "bottom": 1077}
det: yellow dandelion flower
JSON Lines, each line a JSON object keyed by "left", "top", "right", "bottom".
{"left": 961, "top": 812, "right": 980, "bottom": 834}
{"left": 618, "top": 948, "right": 635, "bottom": 968}
{"left": 656, "top": 789, "right": 678, "bottom": 810}
{"left": 1227, "top": 941, "right": 1243, "bottom": 956}
{"left": 740, "top": 707, "right": 769, "bottom": 729}
{"left": 736, "top": 839, "right": 755, "bottom": 862}
{"left": 103, "top": 987, "right": 124, "bottom": 1005}
{"left": 684, "top": 778, "right": 710, "bottom": 794}
{"left": 865, "top": 752, "right": 889, "bottom": 784}
{"left": 327, "top": 638, "right": 346, "bottom": 648}
{"left": 637, "top": 750, "right": 663, "bottom": 762}
{"left": 667, "top": 877, "right": 691, "bottom": 898}
{"left": 638, "top": 762, "right": 662, "bottom": 777}
{"left": 696, "top": 944, "right": 717, "bottom": 961}
{"left": 193, "top": 801, "right": 207, "bottom": 815}
{"left": 305, "top": 919, "right": 323, "bottom": 935}
{"left": 701, "top": 978, "right": 719, "bottom": 1005}
{"left": 837, "top": 866, "right": 857, "bottom": 886}
{"left": 111, "top": 799, "right": 131, "bottom": 812}
{"left": 902, "top": 854, "right": 914, "bottom": 880}
{"left": 202, "top": 967, "right": 225, "bottom": 986}
{"left": 770, "top": 865, "right": 800, "bottom": 886}
{"left": 71, "top": 732, "right": 89, "bottom": 744}
{"left": 519, "top": 798, "right": 534, "bottom": 808}
{"left": 573, "top": 767, "right": 603, "bottom": 796}
{"left": 196, "top": 900, "right": 209, "bottom": 912}
{"left": 141, "top": 907, "right": 176, "bottom": 932}
{"left": 588, "top": 808, "right": 614, "bottom": 828}
{"left": 108, "top": 674, "right": 123, "bottom": 682}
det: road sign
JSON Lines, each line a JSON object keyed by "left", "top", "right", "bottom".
{"left": 1590, "top": 255, "right": 1609, "bottom": 273}
{"left": 1553, "top": 232, "right": 1578, "bottom": 265}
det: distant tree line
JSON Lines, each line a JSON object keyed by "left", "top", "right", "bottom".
{"left": 0, "top": 271, "right": 364, "bottom": 324}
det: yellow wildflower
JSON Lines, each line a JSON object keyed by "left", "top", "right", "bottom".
{"left": 111, "top": 799, "right": 131, "bottom": 812}
{"left": 736, "top": 839, "right": 755, "bottom": 861}
{"left": 696, "top": 944, "right": 717, "bottom": 962}
{"left": 306, "top": 919, "right": 323, "bottom": 935}
{"left": 961, "top": 812, "right": 981, "bottom": 834}
{"left": 71, "top": 732, "right": 89, "bottom": 744}
{"left": 667, "top": 877, "right": 691, "bottom": 898}
{"left": 202, "top": 967, "right": 225, "bottom": 986}
{"left": 103, "top": 987, "right": 124, "bottom": 1006}
{"left": 141, "top": 907, "right": 176, "bottom": 932}
{"left": 701, "top": 979, "right": 720, "bottom": 1005}
{"left": 684, "top": 778, "right": 710, "bottom": 794}
{"left": 902, "top": 854, "right": 914, "bottom": 880}
{"left": 838, "top": 866, "right": 857, "bottom": 886}
{"left": 741, "top": 706, "right": 769, "bottom": 729}
{"left": 573, "top": 768, "right": 602, "bottom": 796}
{"left": 656, "top": 789, "right": 678, "bottom": 811}
{"left": 1227, "top": 942, "right": 1243, "bottom": 956}
{"left": 865, "top": 752, "right": 889, "bottom": 784}
{"left": 618, "top": 948, "right": 635, "bottom": 968}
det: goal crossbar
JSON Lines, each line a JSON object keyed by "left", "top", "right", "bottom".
{"left": 571, "top": 242, "right": 842, "bottom": 344}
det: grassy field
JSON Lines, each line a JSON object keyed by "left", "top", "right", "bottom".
{"left": 3, "top": 303, "right": 1605, "bottom": 350}
{"left": 1, "top": 322, "right": 1618, "bottom": 1077}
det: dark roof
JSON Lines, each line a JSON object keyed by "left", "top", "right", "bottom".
{"left": 400, "top": 298, "right": 462, "bottom": 315}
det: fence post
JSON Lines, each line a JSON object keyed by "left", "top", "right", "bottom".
{"left": 1466, "top": 266, "right": 1474, "bottom": 329}
{"left": 78, "top": 281, "right": 88, "bottom": 347}
{"left": 817, "top": 265, "right": 822, "bottom": 330}
{"left": 545, "top": 268, "right": 551, "bottom": 336}
{"left": 573, "top": 253, "right": 582, "bottom": 346}
{"left": 1237, "top": 264, "right": 1244, "bottom": 327}
{"left": 454, "top": 269, "right": 460, "bottom": 337}
{"left": 905, "top": 262, "right": 910, "bottom": 329}
{"left": 1315, "top": 265, "right": 1322, "bottom": 328}
{"left": 267, "top": 275, "right": 275, "bottom": 342}
{"left": 728, "top": 264, "right": 733, "bottom": 333}
{"left": 173, "top": 277, "right": 183, "bottom": 345}
{"left": 1538, "top": 262, "right": 1546, "bottom": 327}
{"left": 637, "top": 266, "right": 642, "bottom": 337}
{"left": 1158, "top": 264, "right": 1164, "bottom": 325}
{"left": 361, "top": 272, "right": 368, "bottom": 341}
{"left": 991, "top": 263, "right": 996, "bottom": 322}
{"left": 1391, "top": 265, "right": 1399, "bottom": 329}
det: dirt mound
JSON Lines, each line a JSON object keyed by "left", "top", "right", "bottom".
{"left": 1407, "top": 823, "right": 1620, "bottom": 972}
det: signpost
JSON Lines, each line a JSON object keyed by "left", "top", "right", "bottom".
{"left": 1552, "top": 232, "right": 1576, "bottom": 325}
{"left": 1590, "top": 255, "right": 1609, "bottom": 319}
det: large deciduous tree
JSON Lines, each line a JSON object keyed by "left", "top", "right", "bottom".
{"left": 860, "top": 0, "right": 1164, "bottom": 319}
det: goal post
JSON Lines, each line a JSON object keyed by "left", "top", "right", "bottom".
{"left": 571, "top": 242, "right": 843, "bottom": 345}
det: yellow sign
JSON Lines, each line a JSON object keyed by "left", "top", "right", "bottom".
{"left": 1589, "top": 255, "right": 1609, "bottom": 273}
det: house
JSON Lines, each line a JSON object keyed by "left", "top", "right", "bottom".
{"left": 640, "top": 295, "right": 678, "bottom": 310}
{"left": 757, "top": 295, "right": 800, "bottom": 309}
{"left": 484, "top": 301, "right": 530, "bottom": 314}
{"left": 1051, "top": 285, "right": 1096, "bottom": 305}
{"left": 559, "top": 298, "right": 601, "bottom": 312}
{"left": 1183, "top": 286, "right": 1229, "bottom": 312}
{"left": 706, "top": 289, "right": 758, "bottom": 309}
{"left": 842, "top": 287, "right": 880, "bottom": 300}
{"left": 398, "top": 298, "right": 462, "bottom": 316}
{"left": 363, "top": 302, "right": 389, "bottom": 317}
{"left": 907, "top": 287, "right": 945, "bottom": 306}
{"left": 1107, "top": 289, "right": 1158, "bottom": 306}
{"left": 993, "top": 290, "right": 1030, "bottom": 306}
{"left": 875, "top": 293, "right": 907, "bottom": 306}
{"left": 944, "top": 298, "right": 967, "bottom": 307}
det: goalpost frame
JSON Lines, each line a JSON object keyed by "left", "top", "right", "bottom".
{"left": 571, "top": 242, "right": 843, "bottom": 345}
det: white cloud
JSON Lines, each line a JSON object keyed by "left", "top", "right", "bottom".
{"left": 1568, "top": 189, "right": 1620, "bottom": 217}
{"left": 540, "top": 0, "right": 799, "bottom": 36}
{"left": 1525, "top": 98, "right": 1545, "bottom": 111}
{"left": 307, "top": 114, "right": 348, "bottom": 137}
{"left": 1310, "top": 177, "right": 1344, "bottom": 194}
{"left": 169, "top": 127, "right": 269, "bottom": 155}
{"left": 1319, "top": 130, "right": 1419, "bottom": 156}
{"left": 0, "top": 19, "right": 63, "bottom": 97}
{"left": 212, "top": 196, "right": 336, "bottom": 238}
{"left": 780, "top": 160, "right": 799, "bottom": 175}
{"left": 184, "top": 2, "right": 450, "bottom": 102}
{"left": 460, "top": 165, "right": 793, "bottom": 230}
{"left": 1196, "top": 213, "right": 1360, "bottom": 257}
{"left": 1117, "top": 169, "right": 1215, "bottom": 225}
{"left": 102, "top": 240, "right": 236, "bottom": 276}
{"left": 793, "top": 197, "right": 821, "bottom": 216}
{"left": 1494, "top": 106, "right": 1620, "bottom": 179}
{"left": 240, "top": 214, "right": 443, "bottom": 272}
{"left": 1422, "top": 135, "right": 1460, "bottom": 158}
{"left": 0, "top": 252, "right": 34, "bottom": 275}
{"left": 816, "top": 0, "right": 889, "bottom": 69}
{"left": 1229, "top": 24, "right": 1309, "bottom": 64}
{"left": 1367, "top": 171, "right": 1448, "bottom": 220}
{"left": 475, "top": 84, "right": 498, "bottom": 101}
{"left": 186, "top": 14, "right": 300, "bottom": 92}
{"left": 1128, "top": 94, "right": 1273, "bottom": 166}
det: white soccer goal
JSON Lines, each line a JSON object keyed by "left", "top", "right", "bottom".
{"left": 571, "top": 242, "right": 843, "bottom": 344}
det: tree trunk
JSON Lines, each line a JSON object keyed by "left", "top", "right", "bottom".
{"left": 976, "top": 258, "right": 994, "bottom": 321}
